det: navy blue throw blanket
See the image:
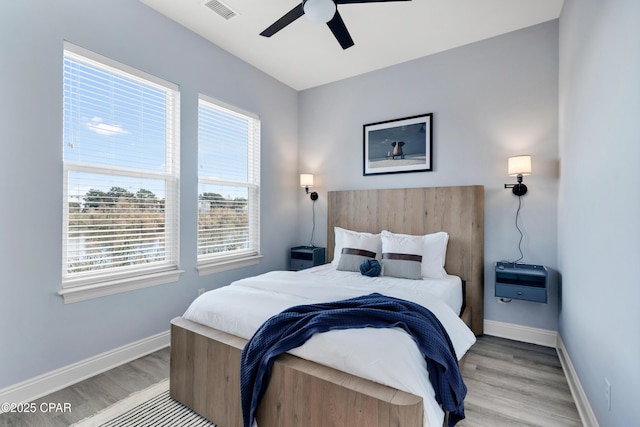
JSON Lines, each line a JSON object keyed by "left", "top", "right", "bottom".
{"left": 240, "top": 293, "right": 467, "bottom": 427}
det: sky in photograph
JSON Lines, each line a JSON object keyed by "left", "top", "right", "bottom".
{"left": 367, "top": 122, "right": 427, "bottom": 160}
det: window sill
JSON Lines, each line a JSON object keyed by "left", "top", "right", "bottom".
{"left": 197, "top": 254, "right": 263, "bottom": 276}
{"left": 58, "top": 269, "right": 184, "bottom": 304}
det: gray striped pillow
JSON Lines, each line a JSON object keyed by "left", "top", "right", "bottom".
{"left": 337, "top": 248, "right": 377, "bottom": 272}
{"left": 381, "top": 253, "right": 423, "bottom": 280}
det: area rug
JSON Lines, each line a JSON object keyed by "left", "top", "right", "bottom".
{"left": 71, "top": 379, "right": 217, "bottom": 426}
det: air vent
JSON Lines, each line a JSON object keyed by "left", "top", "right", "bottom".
{"left": 203, "top": 0, "right": 238, "bottom": 20}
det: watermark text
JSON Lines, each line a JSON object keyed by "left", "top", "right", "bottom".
{"left": 1, "top": 402, "right": 72, "bottom": 413}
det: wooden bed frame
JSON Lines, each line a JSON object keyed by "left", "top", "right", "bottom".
{"left": 171, "top": 185, "right": 484, "bottom": 427}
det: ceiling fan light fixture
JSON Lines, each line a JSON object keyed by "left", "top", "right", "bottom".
{"left": 303, "top": 0, "right": 336, "bottom": 23}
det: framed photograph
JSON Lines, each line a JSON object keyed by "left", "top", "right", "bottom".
{"left": 363, "top": 113, "right": 433, "bottom": 176}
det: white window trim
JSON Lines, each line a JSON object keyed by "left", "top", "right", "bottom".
{"left": 197, "top": 254, "right": 263, "bottom": 276}
{"left": 60, "top": 42, "right": 182, "bottom": 301}
{"left": 58, "top": 268, "right": 184, "bottom": 304}
{"left": 196, "top": 94, "right": 261, "bottom": 276}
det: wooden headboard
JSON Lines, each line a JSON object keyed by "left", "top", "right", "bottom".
{"left": 327, "top": 186, "right": 484, "bottom": 335}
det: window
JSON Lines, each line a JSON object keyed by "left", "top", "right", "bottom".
{"left": 197, "top": 95, "right": 261, "bottom": 274}
{"left": 60, "top": 42, "right": 181, "bottom": 303}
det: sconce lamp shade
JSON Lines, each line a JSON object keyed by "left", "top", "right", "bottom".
{"left": 508, "top": 155, "right": 532, "bottom": 176}
{"left": 300, "top": 174, "right": 314, "bottom": 188}
{"left": 303, "top": 0, "right": 337, "bottom": 23}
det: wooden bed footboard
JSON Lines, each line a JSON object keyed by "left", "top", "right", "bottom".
{"left": 170, "top": 317, "right": 424, "bottom": 427}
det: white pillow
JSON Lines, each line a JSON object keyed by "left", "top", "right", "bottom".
{"left": 380, "top": 230, "right": 423, "bottom": 279}
{"left": 421, "top": 231, "right": 449, "bottom": 278}
{"left": 332, "top": 227, "right": 381, "bottom": 267}
{"left": 380, "top": 230, "right": 449, "bottom": 279}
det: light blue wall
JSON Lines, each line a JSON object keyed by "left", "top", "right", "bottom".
{"left": 298, "top": 21, "right": 560, "bottom": 331}
{"left": 0, "top": 0, "right": 298, "bottom": 389}
{"left": 558, "top": 0, "right": 640, "bottom": 425}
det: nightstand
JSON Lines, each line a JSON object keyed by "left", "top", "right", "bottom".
{"left": 290, "top": 246, "right": 326, "bottom": 271}
{"left": 495, "top": 262, "right": 548, "bottom": 303}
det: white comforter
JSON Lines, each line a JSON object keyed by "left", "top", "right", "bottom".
{"left": 183, "top": 266, "right": 476, "bottom": 427}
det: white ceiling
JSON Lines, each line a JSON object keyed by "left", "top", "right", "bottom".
{"left": 139, "top": 0, "right": 564, "bottom": 91}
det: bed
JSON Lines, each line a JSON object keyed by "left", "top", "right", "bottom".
{"left": 170, "top": 185, "right": 484, "bottom": 427}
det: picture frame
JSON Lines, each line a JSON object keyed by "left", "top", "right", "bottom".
{"left": 363, "top": 113, "right": 433, "bottom": 176}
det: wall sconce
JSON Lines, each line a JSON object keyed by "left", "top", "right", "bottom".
{"left": 504, "top": 155, "right": 531, "bottom": 196}
{"left": 300, "top": 173, "right": 318, "bottom": 247}
{"left": 300, "top": 174, "right": 318, "bottom": 200}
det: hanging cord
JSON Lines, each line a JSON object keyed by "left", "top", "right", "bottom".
{"left": 308, "top": 199, "right": 316, "bottom": 247}
{"left": 511, "top": 195, "right": 524, "bottom": 263}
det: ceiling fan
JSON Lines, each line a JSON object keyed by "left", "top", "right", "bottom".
{"left": 260, "top": 0, "right": 412, "bottom": 50}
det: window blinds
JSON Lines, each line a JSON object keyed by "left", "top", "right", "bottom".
{"left": 62, "top": 43, "right": 180, "bottom": 284}
{"left": 197, "top": 95, "right": 260, "bottom": 261}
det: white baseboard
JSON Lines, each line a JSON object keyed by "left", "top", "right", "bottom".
{"left": 0, "top": 330, "right": 170, "bottom": 411}
{"left": 483, "top": 319, "right": 557, "bottom": 347}
{"left": 556, "top": 336, "right": 600, "bottom": 427}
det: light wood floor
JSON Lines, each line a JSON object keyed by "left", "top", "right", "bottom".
{"left": 460, "top": 336, "right": 581, "bottom": 426}
{"left": 0, "top": 335, "right": 581, "bottom": 427}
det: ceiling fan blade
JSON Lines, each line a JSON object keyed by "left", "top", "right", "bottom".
{"left": 327, "top": 11, "right": 354, "bottom": 49}
{"left": 260, "top": 3, "right": 305, "bottom": 37}
{"left": 336, "top": 0, "right": 411, "bottom": 3}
